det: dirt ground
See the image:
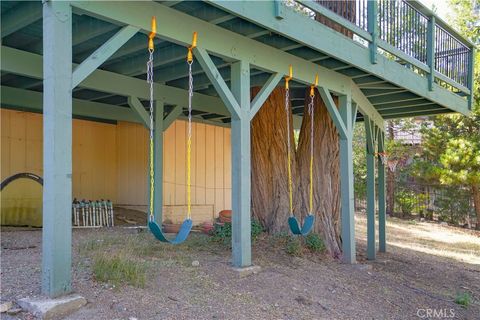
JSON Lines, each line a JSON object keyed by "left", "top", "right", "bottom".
{"left": 1, "top": 212, "right": 479, "bottom": 320}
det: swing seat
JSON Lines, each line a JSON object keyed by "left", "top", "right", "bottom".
{"left": 148, "top": 218, "right": 193, "bottom": 244}
{"left": 288, "top": 214, "right": 315, "bottom": 236}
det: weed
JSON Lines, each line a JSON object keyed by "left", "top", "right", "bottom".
{"left": 454, "top": 292, "right": 471, "bottom": 307}
{"left": 211, "top": 219, "right": 264, "bottom": 244}
{"left": 305, "top": 233, "right": 326, "bottom": 253}
{"left": 93, "top": 252, "right": 147, "bottom": 288}
{"left": 285, "top": 236, "right": 303, "bottom": 256}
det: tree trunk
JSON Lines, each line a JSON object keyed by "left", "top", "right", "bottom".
{"left": 251, "top": 87, "right": 297, "bottom": 234}
{"left": 295, "top": 89, "right": 342, "bottom": 257}
{"left": 472, "top": 185, "right": 480, "bottom": 230}
{"left": 386, "top": 121, "right": 396, "bottom": 216}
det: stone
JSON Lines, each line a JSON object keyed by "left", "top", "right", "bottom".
{"left": 231, "top": 265, "right": 261, "bottom": 278}
{"left": 17, "top": 295, "right": 86, "bottom": 320}
{"left": 7, "top": 308, "right": 22, "bottom": 315}
{"left": 191, "top": 260, "right": 200, "bottom": 267}
{"left": 0, "top": 301, "right": 13, "bottom": 313}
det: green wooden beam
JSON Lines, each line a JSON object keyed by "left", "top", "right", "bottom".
{"left": 367, "top": 0, "right": 378, "bottom": 64}
{"left": 1, "top": 86, "right": 141, "bottom": 123}
{"left": 369, "top": 92, "right": 421, "bottom": 105}
{"left": 41, "top": 0, "right": 72, "bottom": 298}
{"left": 375, "top": 100, "right": 435, "bottom": 110}
{"left": 230, "top": 60, "right": 252, "bottom": 267}
{"left": 338, "top": 95, "right": 356, "bottom": 264}
{"left": 364, "top": 116, "right": 377, "bottom": 260}
{"left": 362, "top": 89, "right": 408, "bottom": 98}
{"left": 318, "top": 86, "right": 348, "bottom": 139}
{"left": 194, "top": 47, "right": 241, "bottom": 118}
{"left": 127, "top": 96, "right": 149, "bottom": 127}
{"left": 427, "top": 16, "right": 436, "bottom": 91}
{"left": 250, "top": 73, "right": 282, "bottom": 119}
{"left": 163, "top": 105, "right": 183, "bottom": 130}
{"left": 377, "top": 130, "right": 386, "bottom": 253}
{"left": 70, "top": 1, "right": 350, "bottom": 94}
{"left": 153, "top": 101, "right": 163, "bottom": 225}
{"left": 72, "top": 25, "right": 139, "bottom": 88}
{"left": 351, "top": 82, "right": 384, "bottom": 131}
{"left": 379, "top": 105, "right": 446, "bottom": 116}
{"left": 1, "top": 1, "right": 41, "bottom": 38}
{"left": 382, "top": 108, "right": 453, "bottom": 119}
{"left": 1, "top": 46, "right": 229, "bottom": 117}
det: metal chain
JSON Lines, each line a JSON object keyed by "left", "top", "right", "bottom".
{"left": 147, "top": 49, "right": 154, "bottom": 221}
{"left": 285, "top": 87, "right": 294, "bottom": 216}
{"left": 187, "top": 60, "right": 193, "bottom": 219}
{"left": 308, "top": 93, "right": 314, "bottom": 214}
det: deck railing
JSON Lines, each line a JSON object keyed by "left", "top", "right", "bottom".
{"left": 294, "top": 0, "right": 474, "bottom": 103}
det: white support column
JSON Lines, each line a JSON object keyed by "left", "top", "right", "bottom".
{"left": 42, "top": 0, "right": 73, "bottom": 298}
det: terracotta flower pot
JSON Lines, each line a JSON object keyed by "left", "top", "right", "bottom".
{"left": 162, "top": 223, "right": 181, "bottom": 233}
{"left": 201, "top": 221, "right": 214, "bottom": 234}
{"left": 218, "top": 210, "right": 232, "bottom": 223}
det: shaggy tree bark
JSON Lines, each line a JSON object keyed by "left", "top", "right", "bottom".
{"left": 251, "top": 87, "right": 296, "bottom": 234}
{"left": 386, "top": 122, "right": 396, "bottom": 216}
{"left": 295, "top": 89, "right": 342, "bottom": 257}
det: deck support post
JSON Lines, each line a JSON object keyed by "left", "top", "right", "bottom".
{"left": 230, "top": 60, "right": 252, "bottom": 267}
{"left": 378, "top": 130, "right": 386, "bottom": 253}
{"left": 153, "top": 101, "right": 164, "bottom": 225}
{"left": 338, "top": 95, "right": 356, "bottom": 264}
{"left": 318, "top": 88, "right": 356, "bottom": 263}
{"left": 42, "top": 0, "right": 73, "bottom": 298}
{"left": 427, "top": 16, "right": 436, "bottom": 91}
{"left": 365, "top": 117, "right": 378, "bottom": 260}
{"left": 367, "top": 0, "right": 378, "bottom": 64}
{"left": 194, "top": 47, "right": 253, "bottom": 267}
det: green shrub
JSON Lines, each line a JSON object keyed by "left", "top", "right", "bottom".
{"left": 93, "top": 253, "right": 147, "bottom": 288}
{"left": 395, "top": 190, "right": 417, "bottom": 215}
{"left": 211, "top": 219, "right": 264, "bottom": 244}
{"left": 285, "top": 236, "right": 303, "bottom": 256}
{"left": 305, "top": 233, "right": 325, "bottom": 253}
{"left": 455, "top": 292, "right": 471, "bottom": 307}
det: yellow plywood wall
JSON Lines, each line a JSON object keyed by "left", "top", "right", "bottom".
{"left": 116, "top": 120, "right": 232, "bottom": 214}
{"left": 1, "top": 109, "right": 117, "bottom": 202}
{"left": 1, "top": 109, "right": 232, "bottom": 216}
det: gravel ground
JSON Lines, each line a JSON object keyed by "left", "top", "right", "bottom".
{"left": 1, "top": 214, "right": 479, "bottom": 320}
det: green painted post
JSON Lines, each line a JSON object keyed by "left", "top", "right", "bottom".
{"left": 274, "top": 0, "right": 284, "bottom": 20}
{"left": 367, "top": 0, "right": 378, "bottom": 64}
{"left": 377, "top": 131, "right": 386, "bottom": 253}
{"left": 153, "top": 101, "right": 164, "bottom": 225}
{"left": 231, "top": 60, "right": 252, "bottom": 268}
{"left": 42, "top": 0, "right": 72, "bottom": 298}
{"left": 427, "top": 16, "right": 436, "bottom": 91}
{"left": 365, "top": 118, "right": 376, "bottom": 260}
{"left": 338, "top": 95, "right": 356, "bottom": 264}
{"left": 467, "top": 47, "right": 475, "bottom": 110}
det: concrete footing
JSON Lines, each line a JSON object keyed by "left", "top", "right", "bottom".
{"left": 231, "top": 265, "right": 261, "bottom": 278}
{"left": 17, "top": 294, "right": 86, "bottom": 320}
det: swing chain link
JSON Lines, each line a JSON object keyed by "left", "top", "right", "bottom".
{"left": 147, "top": 49, "right": 155, "bottom": 221}
{"left": 308, "top": 93, "right": 314, "bottom": 214}
{"left": 187, "top": 60, "right": 193, "bottom": 220}
{"left": 285, "top": 87, "right": 294, "bottom": 216}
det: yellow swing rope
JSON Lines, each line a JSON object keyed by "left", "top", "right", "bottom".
{"left": 285, "top": 65, "right": 294, "bottom": 215}
{"left": 147, "top": 16, "right": 156, "bottom": 221}
{"left": 147, "top": 17, "right": 197, "bottom": 222}
{"left": 308, "top": 74, "right": 318, "bottom": 214}
{"left": 186, "top": 32, "right": 197, "bottom": 220}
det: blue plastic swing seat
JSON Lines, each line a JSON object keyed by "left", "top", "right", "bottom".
{"left": 148, "top": 218, "right": 193, "bottom": 244}
{"left": 288, "top": 214, "right": 315, "bottom": 236}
